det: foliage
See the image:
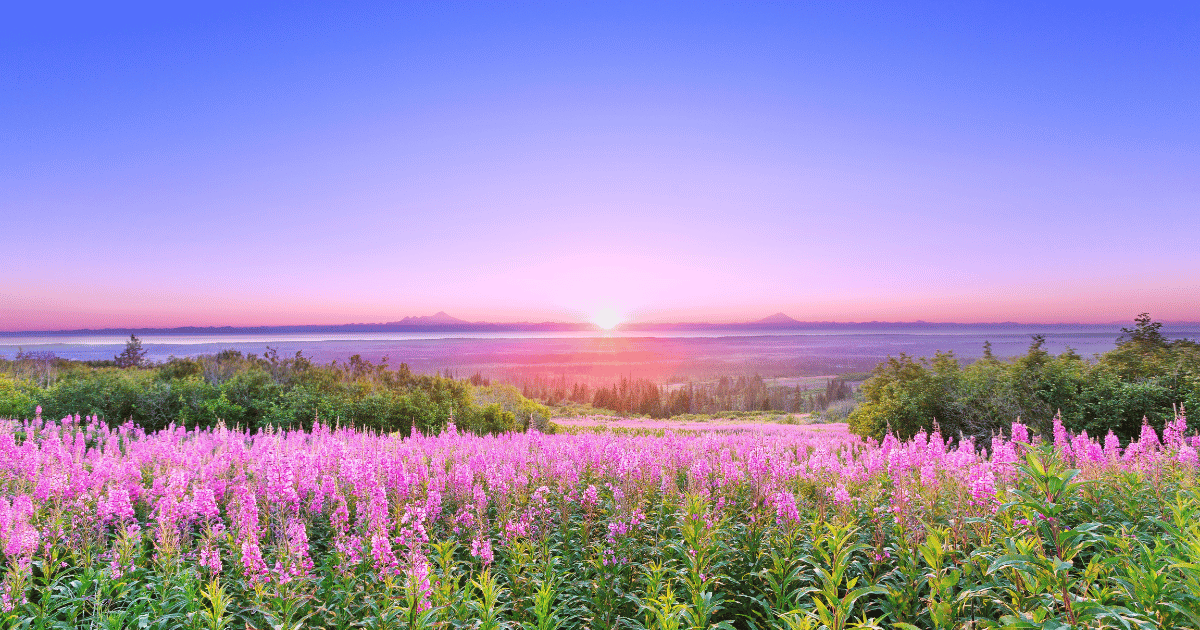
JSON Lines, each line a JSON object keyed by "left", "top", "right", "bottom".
{"left": 0, "top": 412, "right": 1196, "bottom": 628}
{"left": 470, "top": 384, "right": 552, "bottom": 433}
{"left": 0, "top": 375, "right": 36, "bottom": 420}
{"left": 114, "top": 334, "right": 148, "bottom": 369}
{"left": 0, "top": 349, "right": 543, "bottom": 436}
{"left": 849, "top": 315, "right": 1200, "bottom": 441}
{"left": 526, "top": 374, "right": 856, "bottom": 419}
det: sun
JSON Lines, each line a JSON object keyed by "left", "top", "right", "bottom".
{"left": 591, "top": 307, "right": 624, "bottom": 330}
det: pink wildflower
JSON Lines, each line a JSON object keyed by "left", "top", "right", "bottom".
{"left": 772, "top": 491, "right": 801, "bottom": 525}
{"left": 470, "top": 535, "right": 493, "bottom": 565}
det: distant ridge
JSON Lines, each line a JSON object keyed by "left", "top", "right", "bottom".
{"left": 391, "top": 311, "right": 472, "bottom": 326}
{"left": 755, "top": 312, "right": 801, "bottom": 325}
{"left": 1, "top": 313, "right": 601, "bottom": 336}
{"left": 4, "top": 313, "right": 1198, "bottom": 336}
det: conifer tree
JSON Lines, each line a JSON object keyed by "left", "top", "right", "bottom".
{"left": 115, "top": 334, "right": 147, "bottom": 368}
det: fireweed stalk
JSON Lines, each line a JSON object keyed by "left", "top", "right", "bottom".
{"left": 0, "top": 413, "right": 1195, "bottom": 628}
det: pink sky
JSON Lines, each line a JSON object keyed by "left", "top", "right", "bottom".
{"left": 3, "top": 4, "right": 1198, "bottom": 331}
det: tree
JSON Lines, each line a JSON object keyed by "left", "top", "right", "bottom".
{"left": 846, "top": 314, "right": 1198, "bottom": 442}
{"left": 981, "top": 340, "right": 997, "bottom": 363}
{"left": 115, "top": 334, "right": 147, "bottom": 368}
{"left": 1105, "top": 313, "right": 1172, "bottom": 380}
{"left": 847, "top": 353, "right": 957, "bottom": 440}
{"left": 1117, "top": 313, "right": 1167, "bottom": 349}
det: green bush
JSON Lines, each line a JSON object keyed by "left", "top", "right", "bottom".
{"left": 849, "top": 315, "right": 1200, "bottom": 441}
{"left": 0, "top": 374, "right": 37, "bottom": 419}
{"left": 1, "top": 351, "right": 539, "bottom": 436}
{"left": 470, "top": 384, "right": 551, "bottom": 432}
{"left": 467, "top": 402, "right": 519, "bottom": 434}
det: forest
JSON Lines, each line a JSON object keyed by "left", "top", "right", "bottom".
{"left": 0, "top": 344, "right": 549, "bottom": 435}
{"left": 848, "top": 314, "right": 1200, "bottom": 442}
{"left": 2, "top": 315, "right": 1194, "bottom": 443}
{"left": 517, "top": 372, "right": 855, "bottom": 419}
{"left": 0, "top": 340, "right": 853, "bottom": 433}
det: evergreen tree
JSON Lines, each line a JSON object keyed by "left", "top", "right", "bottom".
{"left": 114, "top": 335, "right": 147, "bottom": 368}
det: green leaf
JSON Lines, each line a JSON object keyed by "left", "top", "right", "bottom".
{"left": 987, "top": 554, "right": 1037, "bottom": 574}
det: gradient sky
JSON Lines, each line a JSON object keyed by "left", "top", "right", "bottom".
{"left": 3, "top": 2, "right": 1198, "bottom": 331}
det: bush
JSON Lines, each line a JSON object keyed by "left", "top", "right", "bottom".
{"left": 1, "top": 351, "right": 540, "bottom": 436}
{"left": 469, "top": 384, "right": 551, "bottom": 433}
{"left": 0, "top": 374, "right": 37, "bottom": 419}
{"left": 468, "top": 403, "right": 518, "bottom": 434}
{"left": 848, "top": 315, "right": 1200, "bottom": 442}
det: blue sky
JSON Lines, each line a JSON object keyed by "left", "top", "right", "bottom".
{"left": 2, "top": 2, "right": 1198, "bottom": 329}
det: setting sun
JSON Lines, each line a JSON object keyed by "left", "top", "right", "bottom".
{"left": 591, "top": 307, "right": 624, "bottom": 330}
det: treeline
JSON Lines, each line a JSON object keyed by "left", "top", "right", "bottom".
{"left": 0, "top": 344, "right": 549, "bottom": 435}
{"left": 520, "top": 373, "right": 854, "bottom": 418}
{"left": 848, "top": 314, "right": 1200, "bottom": 442}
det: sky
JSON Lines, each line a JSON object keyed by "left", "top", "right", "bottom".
{"left": 2, "top": 2, "right": 1198, "bottom": 331}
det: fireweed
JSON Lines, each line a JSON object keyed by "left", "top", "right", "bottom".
{"left": 0, "top": 413, "right": 1196, "bottom": 628}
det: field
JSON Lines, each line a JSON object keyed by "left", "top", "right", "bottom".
{"left": 1, "top": 413, "right": 1198, "bottom": 629}
{"left": 550, "top": 415, "right": 824, "bottom": 432}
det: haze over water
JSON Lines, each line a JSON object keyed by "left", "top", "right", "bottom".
{"left": 7, "top": 324, "right": 1196, "bottom": 381}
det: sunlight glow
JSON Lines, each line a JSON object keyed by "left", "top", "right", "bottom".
{"left": 591, "top": 307, "right": 624, "bottom": 330}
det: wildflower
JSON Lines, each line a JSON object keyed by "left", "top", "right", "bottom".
{"left": 405, "top": 552, "right": 433, "bottom": 612}
{"left": 1164, "top": 412, "right": 1188, "bottom": 449}
{"left": 1178, "top": 445, "right": 1199, "bottom": 467}
{"left": 1011, "top": 421, "right": 1030, "bottom": 445}
{"left": 967, "top": 466, "right": 997, "bottom": 510}
{"left": 1138, "top": 420, "right": 1161, "bottom": 451}
{"left": 240, "top": 538, "right": 269, "bottom": 585}
{"left": 581, "top": 484, "right": 600, "bottom": 511}
{"left": 470, "top": 535, "right": 493, "bottom": 565}
{"left": 282, "top": 519, "right": 314, "bottom": 579}
{"left": 189, "top": 487, "right": 220, "bottom": 522}
{"left": 771, "top": 491, "right": 801, "bottom": 525}
{"left": 370, "top": 530, "right": 399, "bottom": 578}
{"left": 1104, "top": 431, "right": 1121, "bottom": 458}
{"left": 199, "top": 544, "right": 222, "bottom": 575}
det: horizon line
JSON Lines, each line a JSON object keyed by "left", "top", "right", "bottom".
{"left": 4, "top": 315, "right": 1198, "bottom": 336}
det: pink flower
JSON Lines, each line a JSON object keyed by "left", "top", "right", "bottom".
{"left": 240, "top": 538, "right": 268, "bottom": 585}
{"left": 470, "top": 536, "right": 493, "bottom": 565}
{"left": 967, "top": 466, "right": 997, "bottom": 509}
{"left": 825, "top": 484, "right": 851, "bottom": 505}
{"left": 1177, "top": 445, "right": 1199, "bottom": 467}
{"left": 1164, "top": 413, "right": 1189, "bottom": 449}
{"left": 581, "top": 484, "right": 600, "bottom": 511}
{"left": 772, "top": 491, "right": 801, "bottom": 525}
{"left": 281, "top": 519, "right": 314, "bottom": 579}
{"left": 1138, "top": 420, "right": 1161, "bottom": 451}
{"left": 1011, "top": 421, "right": 1030, "bottom": 445}
{"left": 1104, "top": 431, "right": 1121, "bottom": 458}
{"left": 199, "top": 545, "right": 222, "bottom": 575}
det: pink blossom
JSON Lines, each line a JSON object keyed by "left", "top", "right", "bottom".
{"left": 772, "top": 491, "right": 801, "bottom": 525}
{"left": 470, "top": 535, "right": 493, "bottom": 565}
{"left": 1011, "top": 421, "right": 1030, "bottom": 445}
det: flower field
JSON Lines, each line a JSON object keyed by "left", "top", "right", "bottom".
{"left": 1, "top": 413, "right": 1198, "bottom": 629}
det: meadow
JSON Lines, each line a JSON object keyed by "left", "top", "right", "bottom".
{"left": 1, "top": 410, "right": 1197, "bottom": 629}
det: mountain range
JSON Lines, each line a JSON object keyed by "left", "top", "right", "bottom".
{"left": 4, "top": 312, "right": 1186, "bottom": 336}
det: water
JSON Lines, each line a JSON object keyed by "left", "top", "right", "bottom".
{"left": 5, "top": 324, "right": 1194, "bottom": 379}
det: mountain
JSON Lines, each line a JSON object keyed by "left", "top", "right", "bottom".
{"left": 755, "top": 312, "right": 801, "bottom": 325}
{"left": 8, "top": 312, "right": 1186, "bottom": 336}
{"left": 391, "top": 311, "right": 472, "bottom": 326}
